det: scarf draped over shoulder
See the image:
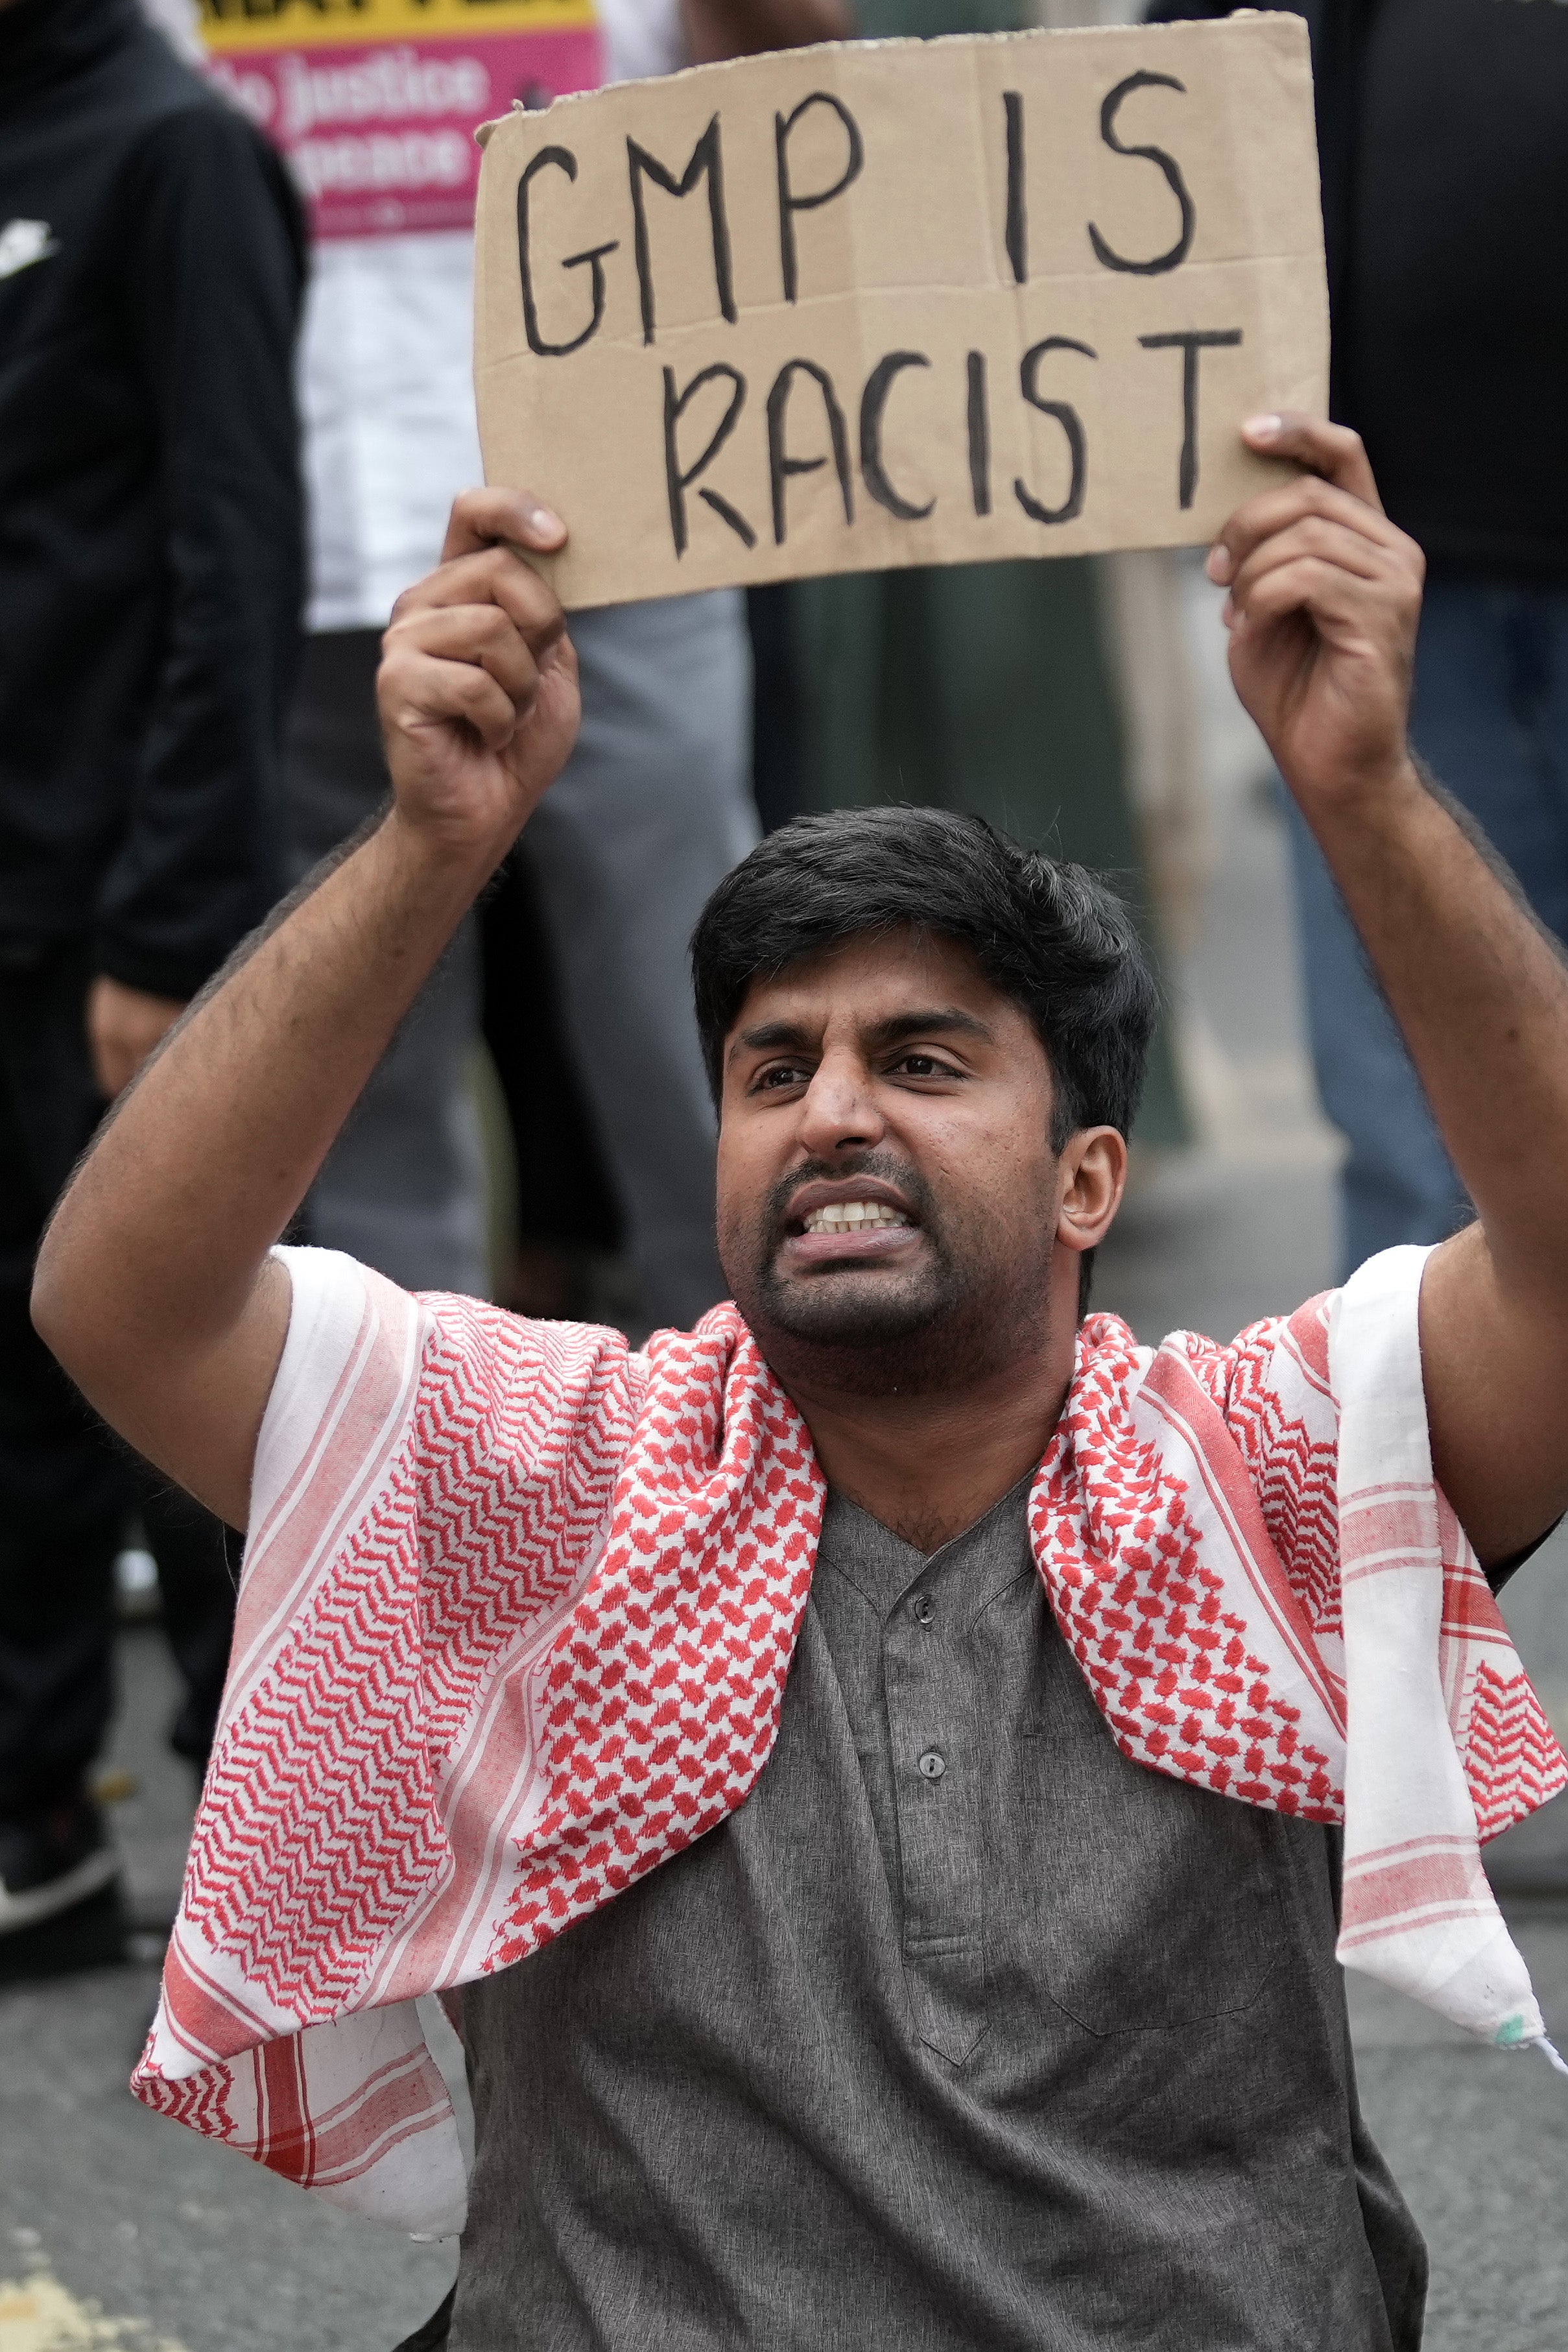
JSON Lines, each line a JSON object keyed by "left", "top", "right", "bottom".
{"left": 130, "top": 1242, "right": 1566, "bottom": 2235}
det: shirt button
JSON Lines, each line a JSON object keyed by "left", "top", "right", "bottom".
{"left": 918, "top": 1749, "right": 946, "bottom": 1781}
{"left": 910, "top": 1593, "right": 935, "bottom": 1627}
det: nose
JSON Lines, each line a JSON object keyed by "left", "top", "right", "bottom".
{"left": 796, "top": 1048, "right": 885, "bottom": 1160}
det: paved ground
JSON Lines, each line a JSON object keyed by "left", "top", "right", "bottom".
{"left": 2, "top": 568, "right": 1564, "bottom": 2346}
{"left": 1346, "top": 1912, "right": 1568, "bottom": 2352}
{"left": 0, "top": 1626, "right": 457, "bottom": 2352}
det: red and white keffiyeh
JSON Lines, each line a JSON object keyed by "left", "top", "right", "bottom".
{"left": 131, "top": 1242, "right": 1566, "bottom": 2236}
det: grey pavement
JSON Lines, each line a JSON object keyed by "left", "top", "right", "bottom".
{"left": 1346, "top": 1912, "right": 1568, "bottom": 2352}
{"left": 3, "top": 577, "right": 1565, "bottom": 2345}
{"left": 1, "top": 1629, "right": 457, "bottom": 2352}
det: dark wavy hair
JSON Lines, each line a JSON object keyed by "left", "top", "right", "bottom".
{"left": 690, "top": 806, "right": 1161, "bottom": 1314}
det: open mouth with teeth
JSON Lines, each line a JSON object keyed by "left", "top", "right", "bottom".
{"left": 778, "top": 1186, "right": 923, "bottom": 1269}
{"left": 802, "top": 1201, "right": 914, "bottom": 1235}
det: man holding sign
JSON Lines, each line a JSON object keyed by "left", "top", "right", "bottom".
{"left": 32, "top": 408, "right": 1568, "bottom": 2347}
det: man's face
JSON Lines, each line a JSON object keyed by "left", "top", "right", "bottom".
{"left": 715, "top": 928, "right": 1069, "bottom": 1395}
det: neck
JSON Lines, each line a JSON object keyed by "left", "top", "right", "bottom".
{"left": 780, "top": 1335, "right": 1074, "bottom": 1556}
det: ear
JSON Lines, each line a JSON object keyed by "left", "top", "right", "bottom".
{"left": 1054, "top": 1126, "right": 1126, "bottom": 1256}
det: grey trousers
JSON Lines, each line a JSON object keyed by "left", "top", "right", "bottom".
{"left": 284, "top": 630, "right": 491, "bottom": 1297}
{"left": 285, "top": 592, "right": 754, "bottom": 1325}
{"left": 527, "top": 593, "right": 755, "bottom": 1328}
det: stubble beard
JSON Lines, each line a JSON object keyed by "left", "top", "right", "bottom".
{"left": 722, "top": 1154, "right": 1057, "bottom": 1400}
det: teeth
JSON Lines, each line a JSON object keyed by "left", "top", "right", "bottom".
{"left": 802, "top": 1201, "right": 912, "bottom": 1234}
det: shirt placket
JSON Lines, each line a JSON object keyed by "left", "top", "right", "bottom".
{"left": 882, "top": 1548, "right": 990, "bottom": 2065}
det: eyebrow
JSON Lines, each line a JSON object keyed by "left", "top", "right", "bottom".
{"left": 727, "top": 1005, "right": 995, "bottom": 1065}
{"left": 870, "top": 1007, "right": 995, "bottom": 1048}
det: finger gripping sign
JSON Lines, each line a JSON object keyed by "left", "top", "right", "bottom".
{"left": 473, "top": 16, "right": 1327, "bottom": 609}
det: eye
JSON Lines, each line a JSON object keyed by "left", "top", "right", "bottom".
{"left": 891, "top": 1051, "right": 960, "bottom": 1080}
{"left": 751, "top": 1060, "right": 811, "bottom": 1094}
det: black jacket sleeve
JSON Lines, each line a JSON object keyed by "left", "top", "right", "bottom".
{"left": 94, "top": 98, "right": 307, "bottom": 999}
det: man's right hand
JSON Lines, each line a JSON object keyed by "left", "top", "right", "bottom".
{"left": 86, "top": 974, "right": 186, "bottom": 1100}
{"left": 377, "top": 488, "right": 580, "bottom": 866}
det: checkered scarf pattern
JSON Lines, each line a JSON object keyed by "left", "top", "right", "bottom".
{"left": 130, "top": 1243, "right": 1565, "bottom": 2235}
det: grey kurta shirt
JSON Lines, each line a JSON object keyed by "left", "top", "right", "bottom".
{"left": 449, "top": 1478, "right": 1426, "bottom": 2350}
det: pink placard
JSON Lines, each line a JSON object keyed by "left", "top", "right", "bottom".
{"left": 205, "top": 29, "right": 602, "bottom": 240}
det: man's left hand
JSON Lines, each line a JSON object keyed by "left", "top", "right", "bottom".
{"left": 87, "top": 976, "right": 185, "bottom": 1099}
{"left": 1207, "top": 414, "right": 1426, "bottom": 813}
{"left": 1212, "top": 414, "right": 1568, "bottom": 1567}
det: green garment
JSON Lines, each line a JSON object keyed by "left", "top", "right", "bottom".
{"left": 853, "top": 0, "right": 1026, "bottom": 37}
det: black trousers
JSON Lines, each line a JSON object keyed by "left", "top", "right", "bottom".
{"left": 0, "top": 942, "right": 237, "bottom": 1818}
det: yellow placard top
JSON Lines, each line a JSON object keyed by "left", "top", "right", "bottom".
{"left": 200, "top": 0, "right": 595, "bottom": 56}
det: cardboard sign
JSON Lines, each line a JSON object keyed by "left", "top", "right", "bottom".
{"left": 473, "top": 16, "right": 1327, "bottom": 608}
{"left": 201, "top": 0, "right": 600, "bottom": 242}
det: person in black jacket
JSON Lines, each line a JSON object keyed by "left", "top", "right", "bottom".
{"left": 1149, "top": 0, "right": 1568, "bottom": 1275}
{"left": 0, "top": 0, "right": 305, "bottom": 1974}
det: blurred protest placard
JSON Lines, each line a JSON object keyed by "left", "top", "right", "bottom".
{"left": 201, "top": 0, "right": 599, "bottom": 242}
{"left": 473, "top": 16, "right": 1327, "bottom": 608}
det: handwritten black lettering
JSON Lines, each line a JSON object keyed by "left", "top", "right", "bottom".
{"left": 516, "top": 147, "right": 617, "bottom": 359}
{"left": 1003, "top": 93, "right": 1026, "bottom": 287}
{"left": 1088, "top": 72, "right": 1194, "bottom": 278}
{"left": 1014, "top": 336, "right": 1096, "bottom": 525}
{"left": 1137, "top": 328, "right": 1241, "bottom": 507}
{"left": 966, "top": 351, "right": 991, "bottom": 518}
{"left": 628, "top": 115, "right": 736, "bottom": 348}
{"left": 774, "top": 93, "right": 864, "bottom": 305}
{"left": 859, "top": 352, "right": 934, "bottom": 522}
{"left": 662, "top": 363, "right": 755, "bottom": 556}
{"left": 766, "top": 359, "right": 853, "bottom": 544}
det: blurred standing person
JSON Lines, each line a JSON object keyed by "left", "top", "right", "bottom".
{"left": 1150, "top": 0, "right": 1568, "bottom": 1270}
{"left": 208, "top": 0, "right": 844, "bottom": 1324}
{"left": 0, "top": 0, "right": 305, "bottom": 1970}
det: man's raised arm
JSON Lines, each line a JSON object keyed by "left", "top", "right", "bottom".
{"left": 30, "top": 490, "right": 579, "bottom": 1533}
{"left": 1211, "top": 414, "right": 1568, "bottom": 1566}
